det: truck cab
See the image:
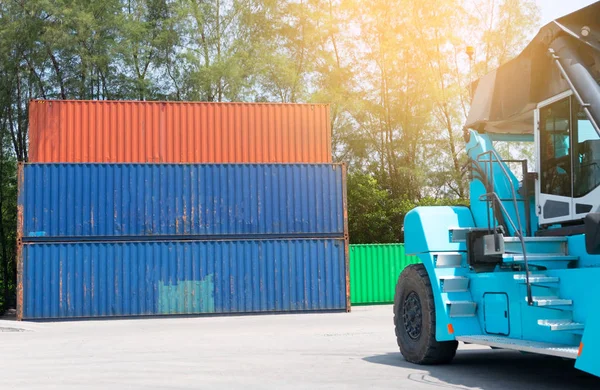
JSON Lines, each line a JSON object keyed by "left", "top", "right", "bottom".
{"left": 394, "top": 2, "right": 600, "bottom": 378}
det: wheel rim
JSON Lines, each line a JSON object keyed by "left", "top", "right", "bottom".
{"left": 403, "top": 291, "right": 422, "bottom": 340}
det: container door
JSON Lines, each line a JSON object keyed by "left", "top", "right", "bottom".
{"left": 483, "top": 293, "right": 509, "bottom": 336}
{"left": 535, "top": 92, "right": 574, "bottom": 225}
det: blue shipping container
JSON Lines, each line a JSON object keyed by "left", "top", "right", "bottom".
{"left": 18, "top": 238, "right": 349, "bottom": 320}
{"left": 18, "top": 163, "right": 345, "bottom": 239}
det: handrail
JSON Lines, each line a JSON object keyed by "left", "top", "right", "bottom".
{"left": 468, "top": 157, "right": 510, "bottom": 233}
{"left": 478, "top": 192, "right": 522, "bottom": 245}
{"left": 476, "top": 151, "right": 527, "bottom": 236}
{"left": 476, "top": 153, "right": 532, "bottom": 236}
{"left": 476, "top": 149, "right": 533, "bottom": 305}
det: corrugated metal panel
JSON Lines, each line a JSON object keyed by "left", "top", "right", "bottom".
{"left": 20, "top": 238, "right": 348, "bottom": 320}
{"left": 20, "top": 163, "right": 344, "bottom": 239}
{"left": 349, "top": 244, "right": 420, "bottom": 305}
{"left": 28, "top": 100, "right": 332, "bottom": 163}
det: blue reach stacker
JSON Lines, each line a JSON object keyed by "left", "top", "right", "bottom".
{"left": 394, "top": 2, "right": 600, "bottom": 378}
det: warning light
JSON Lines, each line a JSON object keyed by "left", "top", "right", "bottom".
{"left": 466, "top": 46, "right": 475, "bottom": 60}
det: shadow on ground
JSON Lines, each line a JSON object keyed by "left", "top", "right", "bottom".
{"left": 364, "top": 348, "right": 600, "bottom": 390}
{"left": 1, "top": 311, "right": 16, "bottom": 319}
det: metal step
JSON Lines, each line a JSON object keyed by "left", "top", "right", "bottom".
{"left": 434, "top": 253, "right": 463, "bottom": 268}
{"left": 503, "top": 254, "right": 578, "bottom": 263}
{"left": 440, "top": 276, "right": 469, "bottom": 292}
{"left": 456, "top": 335, "right": 578, "bottom": 359}
{"left": 538, "top": 319, "right": 584, "bottom": 331}
{"left": 448, "top": 228, "right": 490, "bottom": 243}
{"left": 503, "top": 236, "right": 568, "bottom": 255}
{"left": 447, "top": 300, "right": 477, "bottom": 317}
{"left": 503, "top": 237, "right": 568, "bottom": 243}
{"left": 513, "top": 274, "right": 560, "bottom": 284}
{"left": 528, "top": 296, "right": 573, "bottom": 307}
{"left": 449, "top": 229, "right": 567, "bottom": 246}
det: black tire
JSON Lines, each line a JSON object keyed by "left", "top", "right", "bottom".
{"left": 393, "top": 263, "right": 458, "bottom": 365}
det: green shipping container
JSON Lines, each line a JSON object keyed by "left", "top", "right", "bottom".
{"left": 349, "top": 244, "right": 421, "bottom": 305}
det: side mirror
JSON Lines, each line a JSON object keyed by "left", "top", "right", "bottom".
{"left": 585, "top": 213, "right": 600, "bottom": 255}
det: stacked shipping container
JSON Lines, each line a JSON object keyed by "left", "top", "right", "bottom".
{"left": 18, "top": 100, "right": 349, "bottom": 320}
{"left": 28, "top": 100, "right": 332, "bottom": 163}
{"left": 349, "top": 244, "right": 420, "bottom": 305}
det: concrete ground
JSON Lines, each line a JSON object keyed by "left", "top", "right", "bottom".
{"left": 0, "top": 305, "right": 598, "bottom": 390}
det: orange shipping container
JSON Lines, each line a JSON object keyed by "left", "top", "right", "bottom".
{"left": 28, "top": 100, "right": 332, "bottom": 163}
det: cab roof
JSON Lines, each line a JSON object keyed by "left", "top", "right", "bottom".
{"left": 465, "top": 2, "right": 600, "bottom": 134}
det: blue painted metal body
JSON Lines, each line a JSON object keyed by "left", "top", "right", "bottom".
{"left": 19, "top": 164, "right": 344, "bottom": 239}
{"left": 404, "top": 129, "right": 600, "bottom": 378}
{"left": 404, "top": 206, "right": 479, "bottom": 341}
{"left": 20, "top": 238, "right": 348, "bottom": 320}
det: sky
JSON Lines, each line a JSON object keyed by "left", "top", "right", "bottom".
{"left": 536, "top": 0, "right": 596, "bottom": 25}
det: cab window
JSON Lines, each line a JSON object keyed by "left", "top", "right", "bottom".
{"left": 573, "top": 102, "right": 600, "bottom": 197}
{"left": 539, "top": 98, "right": 571, "bottom": 197}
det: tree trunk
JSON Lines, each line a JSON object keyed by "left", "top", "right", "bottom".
{"left": 47, "top": 50, "right": 66, "bottom": 100}
{"left": 216, "top": 0, "right": 222, "bottom": 102}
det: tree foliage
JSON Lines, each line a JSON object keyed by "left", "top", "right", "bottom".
{"left": 0, "top": 0, "right": 541, "bottom": 312}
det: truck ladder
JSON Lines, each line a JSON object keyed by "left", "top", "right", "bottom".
{"left": 475, "top": 149, "right": 533, "bottom": 305}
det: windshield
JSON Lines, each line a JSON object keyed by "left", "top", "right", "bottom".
{"left": 574, "top": 105, "right": 600, "bottom": 197}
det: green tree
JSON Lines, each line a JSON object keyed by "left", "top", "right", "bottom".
{"left": 347, "top": 172, "right": 395, "bottom": 243}
{"left": 0, "top": 130, "right": 17, "bottom": 312}
{"left": 117, "top": 0, "right": 179, "bottom": 100}
{"left": 177, "top": 0, "right": 276, "bottom": 102}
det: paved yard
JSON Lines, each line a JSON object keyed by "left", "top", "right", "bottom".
{"left": 0, "top": 305, "right": 598, "bottom": 389}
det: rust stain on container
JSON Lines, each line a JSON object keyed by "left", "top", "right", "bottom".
{"left": 16, "top": 242, "right": 23, "bottom": 321}
{"left": 29, "top": 100, "right": 332, "bottom": 163}
{"left": 16, "top": 163, "right": 24, "bottom": 243}
{"left": 342, "top": 163, "right": 351, "bottom": 312}
{"left": 16, "top": 162, "right": 25, "bottom": 320}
